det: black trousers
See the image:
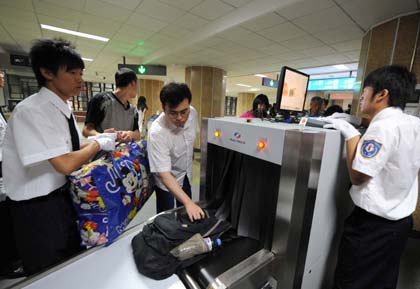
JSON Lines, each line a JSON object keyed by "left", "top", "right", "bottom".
{"left": 8, "top": 184, "right": 83, "bottom": 275}
{"left": 0, "top": 198, "right": 19, "bottom": 271}
{"left": 155, "top": 176, "right": 192, "bottom": 213}
{"left": 334, "top": 206, "right": 412, "bottom": 289}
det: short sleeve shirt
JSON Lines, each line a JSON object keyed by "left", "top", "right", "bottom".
{"left": 85, "top": 92, "right": 138, "bottom": 133}
{"left": 350, "top": 107, "right": 420, "bottom": 220}
{"left": 147, "top": 106, "right": 199, "bottom": 191}
{"left": 3, "top": 87, "right": 82, "bottom": 201}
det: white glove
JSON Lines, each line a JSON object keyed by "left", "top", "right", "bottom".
{"left": 94, "top": 136, "right": 116, "bottom": 151}
{"left": 329, "top": 112, "right": 362, "bottom": 127}
{"left": 323, "top": 117, "right": 361, "bottom": 141}
{"left": 88, "top": 133, "right": 117, "bottom": 151}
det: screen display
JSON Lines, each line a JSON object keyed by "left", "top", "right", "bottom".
{"left": 277, "top": 67, "right": 309, "bottom": 112}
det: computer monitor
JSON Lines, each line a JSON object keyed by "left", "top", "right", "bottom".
{"left": 276, "top": 66, "right": 309, "bottom": 113}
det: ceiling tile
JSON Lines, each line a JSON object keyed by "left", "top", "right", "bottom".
{"left": 158, "top": 0, "right": 204, "bottom": 11}
{"left": 257, "top": 43, "right": 291, "bottom": 56}
{"left": 2, "top": 19, "right": 41, "bottom": 35}
{"left": 136, "top": 0, "right": 185, "bottom": 22}
{"left": 211, "top": 40, "right": 243, "bottom": 52}
{"left": 195, "top": 37, "right": 226, "bottom": 48}
{"left": 289, "top": 58, "right": 321, "bottom": 68}
{"left": 292, "top": 6, "right": 355, "bottom": 34}
{"left": 37, "top": 14, "right": 80, "bottom": 31}
{"left": 79, "top": 16, "right": 123, "bottom": 38}
{"left": 40, "top": 0, "right": 86, "bottom": 12}
{"left": 276, "top": 0, "right": 335, "bottom": 20}
{"left": 235, "top": 33, "right": 275, "bottom": 49}
{"left": 276, "top": 51, "right": 307, "bottom": 61}
{"left": 330, "top": 39, "right": 362, "bottom": 52}
{"left": 101, "top": 0, "right": 142, "bottom": 10}
{"left": 1, "top": 0, "right": 34, "bottom": 11}
{"left": 221, "top": 0, "right": 253, "bottom": 8}
{"left": 342, "top": 50, "right": 360, "bottom": 62}
{"left": 33, "top": 0, "right": 85, "bottom": 22}
{"left": 159, "top": 25, "right": 192, "bottom": 38}
{"left": 173, "top": 13, "right": 209, "bottom": 29}
{"left": 315, "top": 53, "right": 351, "bottom": 65}
{"left": 258, "top": 22, "right": 306, "bottom": 42}
{"left": 126, "top": 13, "right": 169, "bottom": 32}
{"left": 314, "top": 24, "right": 364, "bottom": 44}
{"left": 112, "top": 25, "right": 155, "bottom": 44}
{"left": 217, "top": 26, "right": 251, "bottom": 41}
{"left": 241, "top": 12, "right": 286, "bottom": 32}
{"left": 282, "top": 35, "right": 325, "bottom": 50}
{"left": 84, "top": 0, "right": 132, "bottom": 22}
{"left": 340, "top": 0, "right": 417, "bottom": 30}
{"left": 190, "top": 0, "right": 235, "bottom": 20}
{"left": 300, "top": 45, "right": 337, "bottom": 57}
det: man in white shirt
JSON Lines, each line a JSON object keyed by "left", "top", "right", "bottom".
{"left": 148, "top": 82, "right": 204, "bottom": 222}
{"left": 325, "top": 65, "right": 420, "bottom": 289}
{"left": 3, "top": 39, "right": 116, "bottom": 275}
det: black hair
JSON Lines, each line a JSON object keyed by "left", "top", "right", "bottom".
{"left": 324, "top": 105, "right": 343, "bottom": 116}
{"left": 310, "top": 96, "right": 323, "bottom": 105}
{"left": 115, "top": 68, "right": 137, "bottom": 88}
{"left": 252, "top": 94, "right": 270, "bottom": 117}
{"left": 362, "top": 65, "right": 417, "bottom": 110}
{"left": 137, "top": 96, "right": 148, "bottom": 111}
{"left": 160, "top": 82, "right": 192, "bottom": 108}
{"left": 323, "top": 97, "right": 329, "bottom": 107}
{"left": 29, "top": 38, "right": 84, "bottom": 87}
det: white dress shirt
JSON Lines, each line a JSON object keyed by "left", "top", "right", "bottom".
{"left": 350, "top": 107, "right": 420, "bottom": 220}
{"left": 148, "top": 106, "right": 198, "bottom": 191}
{"left": 3, "top": 87, "right": 82, "bottom": 201}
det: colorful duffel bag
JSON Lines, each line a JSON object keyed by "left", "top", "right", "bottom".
{"left": 69, "top": 140, "right": 152, "bottom": 246}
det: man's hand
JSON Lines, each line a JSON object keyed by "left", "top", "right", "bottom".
{"left": 323, "top": 117, "right": 361, "bottom": 141}
{"left": 185, "top": 201, "right": 205, "bottom": 222}
{"left": 117, "top": 131, "right": 133, "bottom": 142}
{"left": 104, "top": 128, "right": 116, "bottom": 133}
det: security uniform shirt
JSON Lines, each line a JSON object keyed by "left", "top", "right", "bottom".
{"left": 350, "top": 107, "right": 420, "bottom": 220}
{"left": 3, "top": 87, "right": 82, "bottom": 201}
{"left": 148, "top": 106, "right": 198, "bottom": 191}
{"left": 85, "top": 92, "right": 138, "bottom": 133}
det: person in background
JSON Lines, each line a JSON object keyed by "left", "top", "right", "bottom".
{"left": 137, "top": 96, "right": 148, "bottom": 138}
{"left": 307, "top": 96, "right": 324, "bottom": 117}
{"left": 324, "top": 104, "right": 343, "bottom": 117}
{"left": 0, "top": 70, "right": 24, "bottom": 278}
{"left": 3, "top": 38, "right": 116, "bottom": 276}
{"left": 83, "top": 68, "right": 140, "bottom": 142}
{"left": 321, "top": 97, "right": 329, "bottom": 114}
{"left": 148, "top": 82, "right": 204, "bottom": 222}
{"left": 240, "top": 94, "right": 270, "bottom": 118}
{"left": 324, "top": 65, "right": 420, "bottom": 289}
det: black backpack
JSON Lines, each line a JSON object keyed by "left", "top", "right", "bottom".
{"left": 131, "top": 209, "right": 231, "bottom": 280}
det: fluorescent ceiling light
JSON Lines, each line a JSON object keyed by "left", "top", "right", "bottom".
{"left": 40, "top": 24, "right": 109, "bottom": 42}
{"left": 236, "top": 83, "right": 252, "bottom": 87}
{"left": 82, "top": 57, "right": 93, "bottom": 62}
{"left": 254, "top": 74, "right": 267, "bottom": 78}
{"left": 334, "top": 64, "right": 348, "bottom": 70}
{"left": 249, "top": 88, "right": 260, "bottom": 92}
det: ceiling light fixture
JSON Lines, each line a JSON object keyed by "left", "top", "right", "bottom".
{"left": 334, "top": 64, "right": 348, "bottom": 70}
{"left": 40, "top": 24, "right": 109, "bottom": 42}
{"left": 249, "top": 88, "right": 260, "bottom": 92}
{"left": 236, "top": 83, "right": 252, "bottom": 87}
{"left": 254, "top": 74, "right": 268, "bottom": 78}
{"left": 82, "top": 57, "right": 93, "bottom": 62}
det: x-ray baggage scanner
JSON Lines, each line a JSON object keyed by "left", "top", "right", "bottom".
{"left": 13, "top": 117, "right": 351, "bottom": 289}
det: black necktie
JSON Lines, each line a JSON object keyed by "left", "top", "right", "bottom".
{"left": 67, "top": 114, "right": 80, "bottom": 151}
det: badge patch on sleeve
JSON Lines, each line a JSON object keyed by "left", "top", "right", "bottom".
{"left": 361, "top": 139, "right": 382, "bottom": 158}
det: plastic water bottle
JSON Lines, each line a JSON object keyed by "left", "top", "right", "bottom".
{"left": 170, "top": 233, "right": 222, "bottom": 261}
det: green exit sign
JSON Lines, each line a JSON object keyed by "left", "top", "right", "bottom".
{"left": 118, "top": 64, "right": 167, "bottom": 76}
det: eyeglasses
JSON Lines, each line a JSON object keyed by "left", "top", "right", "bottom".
{"left": 167, "top": 107, "right": 190, "bottom": 118}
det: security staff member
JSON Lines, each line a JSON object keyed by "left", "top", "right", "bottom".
{"left": 3, "top": 39, "right": 116, "bottom": 275}
{"left": 324, "top": 65, "right": 420, "bottom": 289}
